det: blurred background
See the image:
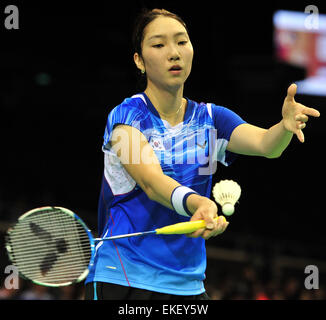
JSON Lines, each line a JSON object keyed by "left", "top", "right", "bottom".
{"left": 0, "top": 0, "right": 325, "bottom": 300}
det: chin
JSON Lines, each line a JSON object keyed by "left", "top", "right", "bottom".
{"left": 163, "top": 81, "right": 185, "bottom": 92}
{"left": 166, "top": 77, "right": 187, "bottom": 90}
{"left": 149, "top": 76, "right": 186, "bottom": 92}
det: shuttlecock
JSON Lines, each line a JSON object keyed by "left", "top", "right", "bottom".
{"left": 212, "top": 180, "right": 241, "bottom": 216}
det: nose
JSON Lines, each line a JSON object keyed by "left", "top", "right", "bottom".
{"left": 168, "top": 44, "right": 180, "bottom": 61}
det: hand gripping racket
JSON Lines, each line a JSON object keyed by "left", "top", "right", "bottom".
{"left": 5, "top": 206, "right": 219, "bottom": 287}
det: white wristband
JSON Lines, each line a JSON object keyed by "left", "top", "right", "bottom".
{"left": 170, "top": 186, "right": 198, "bottom": 217}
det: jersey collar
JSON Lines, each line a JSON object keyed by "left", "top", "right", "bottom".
{"left": 141, "top": 92, "right": 194, "bottom": 126}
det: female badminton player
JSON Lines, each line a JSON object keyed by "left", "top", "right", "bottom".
{"left": 84, "top": 9, "right": 320, "bottom": 300}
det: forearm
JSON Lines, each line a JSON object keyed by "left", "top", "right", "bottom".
{"left": 261, "top": 120, "right": 293, "bottom": 158}
{"left": 145, "top": 171, "right": 210, "bottom": 214}
{"left": 144, "top": 171, "right": 180, "bottom": 209}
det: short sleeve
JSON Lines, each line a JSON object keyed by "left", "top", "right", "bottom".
{"left": 103, "top": 98, "right": 147, "bottom": 152}
{"left": 210, "top": 104, "right": 246, "bottom": 166}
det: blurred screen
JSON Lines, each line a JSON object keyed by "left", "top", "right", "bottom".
{"left": 273, "top": 9, "right": 326, "bottom": 96}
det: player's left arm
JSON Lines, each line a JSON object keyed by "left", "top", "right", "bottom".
{"left": 227, "top": 84, "right": 320, "bottom": 158}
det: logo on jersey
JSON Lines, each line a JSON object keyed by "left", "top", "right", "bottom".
{"left": 149, "top": 137, "right": 165, "bottom": 151}
{"left": 196, "top": 141, "right": 207, "bottom": 149}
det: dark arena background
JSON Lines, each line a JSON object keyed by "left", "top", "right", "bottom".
{"left": 0, "top": 1, "right": 325, "bottom": 301}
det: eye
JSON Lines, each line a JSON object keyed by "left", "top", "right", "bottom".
{"left": 178, "top": 41, "right": 188, "bottom": 45}
{"left": 153, "top": 44, "right": 164, "bottom": 48}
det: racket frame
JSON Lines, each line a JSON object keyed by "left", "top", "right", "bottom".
{"left": 5, "top": 206, "right": 96, "bottom": 287}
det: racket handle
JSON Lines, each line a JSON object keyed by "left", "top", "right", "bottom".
{"left": 155, "top": 217, "right": 219, "bottom": 235}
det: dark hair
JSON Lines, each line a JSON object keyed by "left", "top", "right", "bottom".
{"left": 132, "top": 8, "right": 189, "bottom": 58}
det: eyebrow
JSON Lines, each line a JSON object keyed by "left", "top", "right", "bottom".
{"left": 147, "top": 32, "right": 188, "bottom": 41}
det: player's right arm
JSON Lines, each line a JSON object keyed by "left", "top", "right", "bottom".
{"left": 109, "top": 124, "right": 228, "bottom": 239}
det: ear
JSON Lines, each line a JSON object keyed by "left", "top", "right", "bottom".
{"left": 133, "top": 52, "right": 145, "bottom": 73}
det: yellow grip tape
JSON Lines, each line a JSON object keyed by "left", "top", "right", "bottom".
{"left": 155, "top": 216, "right": 220, "bottom": 235}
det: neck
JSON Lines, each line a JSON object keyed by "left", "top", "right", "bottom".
{"left": 144, "top": 84, "right": 185, "bottom": 120}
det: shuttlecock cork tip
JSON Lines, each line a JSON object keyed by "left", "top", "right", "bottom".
{"left": 222, "top": 203, "right": 235, "bottom": 216}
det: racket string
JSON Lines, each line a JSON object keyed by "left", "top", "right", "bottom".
{"left": 7, "top": 207, "right": 92, "bottom": 285}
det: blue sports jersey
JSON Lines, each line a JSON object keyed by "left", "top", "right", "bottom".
{"left": 85, "top": 93, "right": 246, "bottom": 295}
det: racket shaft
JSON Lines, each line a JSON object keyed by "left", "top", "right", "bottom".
{"left": 95, "top": 217, "right": 219, "bottom": 241}
{"left": 96, "top": 230, "right": 156, "bottom": 242}
{"left": 156, "top": 217, "right": 219, "bottom": 235}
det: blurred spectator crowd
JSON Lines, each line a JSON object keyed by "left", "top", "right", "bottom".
{"left": 0, "top": 264, "right": 324, "bottom": 300}
{"left": 205, "top": 264, "right": 325, "bottom": 300}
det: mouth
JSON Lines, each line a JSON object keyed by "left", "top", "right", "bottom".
{"left": 168, "top": 65, "right": 183, "bottom": 75}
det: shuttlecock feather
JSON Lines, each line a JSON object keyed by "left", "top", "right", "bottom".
{"left": 212, "top": 180, "right": 241, "bottom": 216}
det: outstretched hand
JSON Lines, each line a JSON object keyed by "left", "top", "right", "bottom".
{"left": 282, "top": 83, "right": 320, "bottom": 143}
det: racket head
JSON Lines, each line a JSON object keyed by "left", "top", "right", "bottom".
{"left": 5, "top": 206, "right": 95, "bottom": 287}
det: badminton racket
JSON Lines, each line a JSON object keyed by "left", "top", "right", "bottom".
{"left": 5, "top": 206, "right": 219, "bottom": 287}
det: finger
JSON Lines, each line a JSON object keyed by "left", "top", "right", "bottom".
{"left": 204, "top": 216, "right": 217, "bottom": 230}
{"left": 201, "top": 217, "right": 218, "bottom": 239}
{"left": 203, "top": 217, "right": 229, "bottom": 240}
{"left": 219, "top": 217, "right": 229, "bottom": 234}
{"left": 214, "top": 218, "right": 229, "bottom": 235}
{"left": 297, "top": 122, "right": 306, "bottom": 130}
{"left": 296, "top": 129, "right": 305, "bottom": 143}
{"left": 187, "top": 228, "right": 205, "bottom": 238}
{"left": 202, "top": 228, "right": 219, "bottom": 240}
{"left": 297, "top": 103, "right": 320, "bottom": 117}
{"left": 216, "top": 215, "right": 227, "bottom": 229}
{"left": 304, "top": 107, "right": 320, "bottom": 118}
{"left": 285, "top": 83, "right": 297, "bottom": 102}
{"left": 205, "top": 222, "right": 229, "bottom": 239}
{"left": 295, "top": 114, "right": 309, "bottom": 123}
{"left": 187, "top": 229, "right": 204, "bottom": 238}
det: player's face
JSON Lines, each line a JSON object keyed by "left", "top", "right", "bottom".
{"left": 139, "top": 16, "right": 194, "bottom": 91}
